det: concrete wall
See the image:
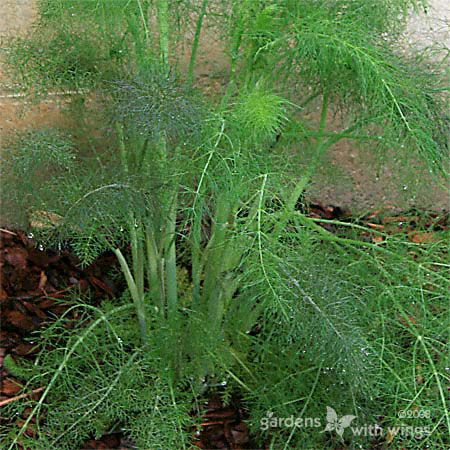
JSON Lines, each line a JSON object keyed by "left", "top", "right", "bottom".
{"left": 406, "top": 0, "right": 450, "bottom": 48}
{"left": 0, "top": 0, "right": 37, "bottom": 37}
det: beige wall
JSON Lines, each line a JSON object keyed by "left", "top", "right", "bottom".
{"left": 0, "top": 0, "right": 37, "bottom": 37}
{"left": 406, "top": 0, "right": 450, "bottom": 48}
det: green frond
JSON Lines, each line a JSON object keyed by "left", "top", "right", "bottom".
{"left": 111, "top": 69, "right": 206, "bottom": 143}
{"left": 231, "top": 87, "right": 288, "bottom": 142}
{"left": 2, "top": 129, "right": 76, "bottom": 176}
{"left": 287, "top": 19, "right": 448, "bottom": 168}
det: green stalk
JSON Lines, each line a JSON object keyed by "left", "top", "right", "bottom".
{"left": 191, "top": 211, "right": 202, "bottom": 306}
{"left": 165, "top": 191, "right": 178, "bottom": 319}
{"left": 126, "top": 14, "right": 146, "bottom": 67}
{"left": 285, "top": 137, "right": 334, "bottom": 212}
{"left": 145, "top": 225, "right": 164, "bottom": 316}
{"left": 130, "top": 220, "right": 145, "bottom": 302}
{"left": 270, "top": 92, "right": 333, "bottom": 239}
{"left": 116, "top": 123, "right": 146, "bottom": 320}
{"left": 152, "top": 132, "right": 173, "bottom": 318}
{"left": 159, "top": 256, "right": 166, "bottom": 314}
{"left": 136, "top": 137, "right": 149, "bottom": 169}
{"left": 221, "top": 0, "right": 247, "bottom": 107}
{"left": 115, "top": 123, "right": 128, "bottom": 176}
{"left": 286, "top": 91, "right": 329, "bottom": 211}
{"left": 191, "top": 121, "right": 225, "bottom": 306}
{"left": 156, "top": 0, "right": 170, "bottom": 70}
{"left": 204, "top": 193, "right": 232, "bottom": 328}
{"left": 136, "top": 0, "right": 150, "bottom": 45}
{"left": 114, "top": 248, "right": 148, "bottom": 343}
{"left": 187, "top": 0, "right": 208, "bottom": 87}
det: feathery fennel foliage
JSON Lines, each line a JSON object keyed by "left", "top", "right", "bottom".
{"left": 228, "top": 0, "right": 448, "bottom": 174}
{"left": 2, "top": 1, "right": 449, "bottom": 449}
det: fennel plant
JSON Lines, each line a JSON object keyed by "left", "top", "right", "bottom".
{"left": 2, "top": 1, "right": 449, "bottom": 448}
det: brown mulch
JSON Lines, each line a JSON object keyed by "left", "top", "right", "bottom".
{"left": 82, "top": 433, "right": 135, "bottom": 450}
{"left": 0, "top": 228, "right": 121, "bottom": 448}
{"left": 192, "top": 395, "right": 263, "bottom": 450}
{"left": 306, "top": 203, "right": 449, "bottom": 240}
{"left": 1, "top": 229, "right": 119, "bottom": 353}
{"left": 0, "top": 228, "right": 259, "bottom": 450}
{"left": 81, "top": 395, "right": 261, "bottom": 450}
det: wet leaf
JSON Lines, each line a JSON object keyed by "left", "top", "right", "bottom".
{"left": 4, "top": 247, "right": 28, "bottom": 270}
{"left": 38, "top": 271, "right": 48, "bottom": 290}
{"left": 1, "top": 378, "right": 22, "bottom": 396}
{"left": 409, "top": 232, "right": 437, "bottom": 244}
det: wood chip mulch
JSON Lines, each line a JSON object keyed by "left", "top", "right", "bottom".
{"left": 0, "top": 229, "right": 120, "bottom": 447}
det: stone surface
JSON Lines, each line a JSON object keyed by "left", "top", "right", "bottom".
{"left": 406, "top": 0, "right": 450, "bottom": 48}
{"left": 0, "top": 0, "right": 37, "bottom": 37}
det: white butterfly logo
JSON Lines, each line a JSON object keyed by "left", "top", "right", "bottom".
{"left": 323, "top": 406, "right": 356, "bottom": 437}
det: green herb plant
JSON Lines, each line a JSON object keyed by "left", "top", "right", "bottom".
{"left": 2, "top": 1, "right": 449, "bottom": 449}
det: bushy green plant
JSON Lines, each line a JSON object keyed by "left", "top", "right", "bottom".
{"left": 2, "top": 1, "right": 449, "bottom": 449}
{"left": 1, "top": 300, "right": 196, "bottom": 449}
